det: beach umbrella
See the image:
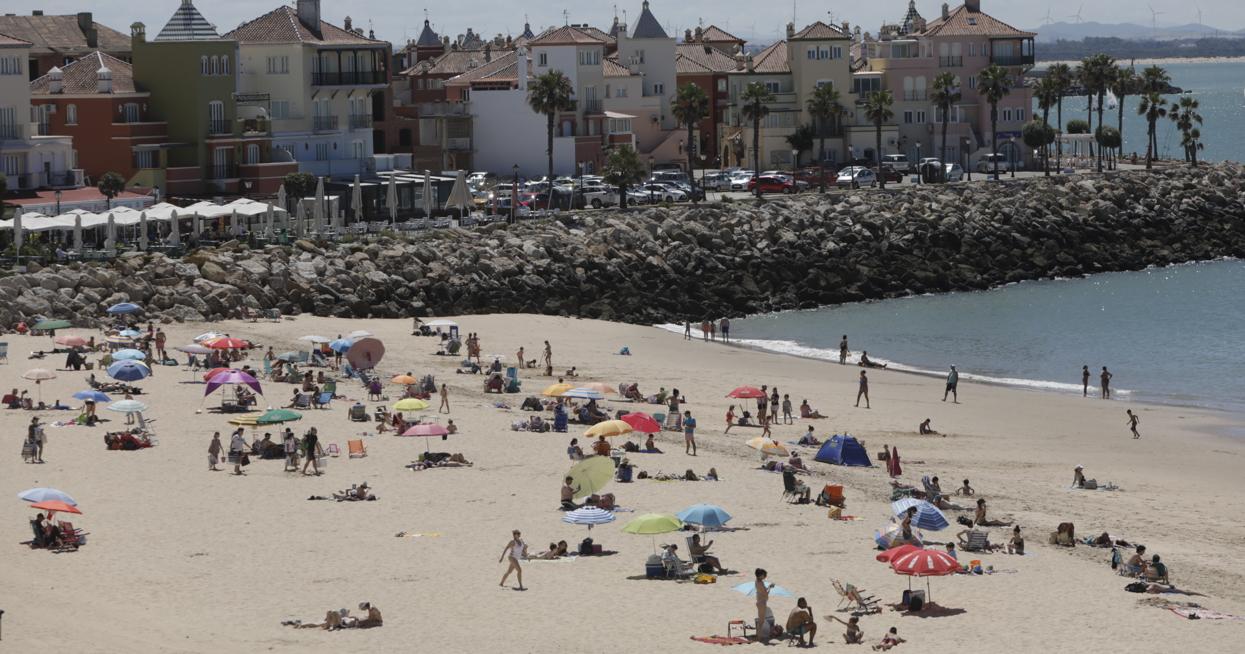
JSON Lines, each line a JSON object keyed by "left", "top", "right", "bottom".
{"left": 580, "top": 382, "right": 615, "bottom": 395}
{"left": 562, "top": 506, "right": 615, "bottom": 529}
{"left": 23, "top": 368, "right": 55, "bottom": 401}
{"left": 387, "top": 173, "right": 398, "bottom": 225}
{"left": 350, "top": 174, "right": 363, "bottom": 224}
{"left": 54, "top": 335, "right": 88, "bottom": 347}
{"left": 393, "top": 398, "right": 430, "bottom": 412}
{"left": 347, "top": 329, "right": 373, "bottom": 339}
{"left": 275, "top": 352, "right": 301, "bottom": 363}
{"left": 73, "top": 213, "right": 83, "bottom": 251}
{"left": 13, "top": 211, "right": 22, "bottom": 252}
{"left": 168, "top": 209, "right": 181, "bottom": 247}
{"left": 562, "top": 388, "right": 605, "bottom": 401}
{"left": 542, "top": 383, "right": 574, "bottom": 397}
{"left": 584, "top": 419, "right": 633, "bottom": 438}
{"left": 329, "top": 338, "right": 353, "bottom": 353}
{"left": 138, "top": 211, "right": 149, "bottom": 250}
{"left": 619, "top": 412, "right": 661, "bottom": 434}
{"left": 192, "top": 212, "right": 201, "bottom": 240}
{"left": 889, "top": 547, "right": 959, "bottom": 601}
{"left": 676, "top": 503, "right": 733, "bottom": 529}
{"left": 566, "top": 456, "right": 613, "bottom": 499}
{"left": 227, "top": 412, "right": 264, "bottom": 426}
{"left": 203, "top": 337, "right": 250, "bottom": 350}
{"left": 391, "top": 374, "right": 418, "bottom": 385}
{"left": 727, "top": 386, "right": 766, "bottom": 399}
{"left": 106, "top": 302, "right": 142, "bottom": 314}
{"left": 623, "top": 513, "right": 684, "bottom": 553}
{"left": 72, "top": 390, "right": 110, "bottom": 403}
{"left": 294, "top": 200, "right": 306, "bottom": 237}
{"left": 106, "top": 399, "right": 148, "bottom": 413}
{"left": 424, "top": 319, "right": 457, "bottom": 328}
{"left": 300, "top": 335, "right": 332, "bottom": 344}
{"left": 33, "top": 319, "right": 72, "bottom": 332}
{"left": 422, "top": 170, "right": 433, "bottom": 216}
{"left": 874, "top": 523, "right": 921, "bottom": 549}
{"left": 30, "top": 500, "right": 81, "bottom": 516}
{"left": 446, "top": 170, "right": 473, "bottom": 216}
{"left": 118, "top": 328, "right": 141, "bottom": 338}
{"left": 112, "top": 348, "right": 146, "bottom": 361}
{"left": 890, "top": 499, "right": 950, "bottom": 531}
{"left": 876, "top": 544, "right": 923, "bottom": 563}
{"left": 256, "top": 408, "right": 301, "bottom": 425}
{"left": 731, "top": 581, "right": 794, "bottom": 598}
{"left": 176, "top": 344, "right": 213, "bottom": 355}
{"left": 107, "top": 360, "right": 151, "bottom": 382}
{"left": 193, "top": 332, "right": 224, "bottom": 343}
{"left": 264, "top": 203, "right": 275, "bottom": 238}
{"left": 401, "top": 423, "right": 450, "bottom": 451}
{"left": 202, "top": 367, "right": 239, "bottom": 382}
{"left": 204, "top": 369, "right": 262, "bottom": 396}
{"left": 229, "top": 209, "right": 240, "bottom": 236}
{"left": 277, "top": 184, "right": 287, "bottom": 212}
{"left": 346, "top": 337, "right": 385, "bottom": 370}
{"left": 746, "top": 436, "right": 788, "bottom": 457}
{"left": 313, "top": 176, "right": 325, "bottom": 232}
{"left": 105, "top": 213, "right": 116, "bottom": 255}
{"left": 18, "top": 488, "right": 77, "bottom": 506}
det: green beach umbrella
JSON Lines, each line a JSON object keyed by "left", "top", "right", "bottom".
{"left": 33, "top": 319, "right": 72, "bottom": 331}
{"left": 257, "top": 408, "right": 302, "bottom": 425}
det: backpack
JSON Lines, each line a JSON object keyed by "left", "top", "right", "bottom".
{"left": 1110, "top": 547, "right": 1122, "bottom": 570}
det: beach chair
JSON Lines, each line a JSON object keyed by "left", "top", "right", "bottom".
{"left": 28, "top": 519, "right": 46, "bottom": 548}
{"left": 348, "top": 403, "right": 368, "bottom": 421}
{"left": 816, "top": 484, "right": 845, "bottom": 507}
{"left": 327, "top": 443, "right": 341, "bottom": 457}
{"left": 781, "top": 470, "right": 809, "bottom": 503}
{"left": 292, "top": 394, "right": 311, "bottom": 410}
{"left": 314, "top": 392, "right": 333, "bottom": 409}
{"left": 962, "top": 529, "right": 991, "bottom": 552}
{"left": 348, "top": 439, "right": 367, "bottom": 458}
{"left": 57, "top": 521, "right": 85, "bottom": 549}
{"left": 662, "top": 555, "right": 694, "bottom": 579}
{"left": 0, "top": 341, "right": 8, "bottom": 363}
{"left": 832, "top": 580, "right": 880, "bottom": 614}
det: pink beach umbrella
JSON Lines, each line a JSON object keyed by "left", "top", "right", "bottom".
{"left": 204, "top": 369, "right": 263, "bottom": 396}
{"left": 401, "top": 423, "right": 451, "bottom": 452}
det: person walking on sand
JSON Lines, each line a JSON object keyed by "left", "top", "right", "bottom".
{"left": 438, "top": 383, "right": 450, "bottom": 413}
{"left": 516, "top": 346, "right": 525, "bottom": 369}
{"left": 720, "top": 317, "right": 731, "bottom": 343}
{"left": 856, "top": 371, "right": 870, "bottom": 408}
{"left": 684, "top": 322, "right": 692, "bottom": 340}
{"left": 543, "top": 341, "right": 552, "bottom": 368}
{"left": 1082, "top": 365, "right": 1091, "bottom": 397}
{"left": 709, "top": 321, "right": 716, "bottom": 342}
{"left": 283, "top": 430, "right": 299, "bottom": 471}
{"left": 754, "top": 568, "right": 774, "bottom": 641}
{"left": 701, "top": 320, "right": 710, "bottom": 342}
{"left": 1100, "top": 367, "right": 1113, "bottom": 399}
{"left": 725, "top": 405, "right": 736, "bottom": 434}
{"left": 1126, "top": 409, "right": 1141, "bottom": 439}
{"left": 839, "top": 335, "right": 849, "bottom": 365}
{"left": 943, "top": 365, "right": 959, "bottom": 403}
{"left": 208, "top": 432, "right": 223, "bottom": 471}
{"left": 30, "top": 417, "right": 46, "bottom": 463}
{"left": 684, "top": 411, "right": 698, "bottom": 455}
{"left": 229, "top": 428, "right": 248, "bottom": 476}
{"left": 301, "top": 427, "right": 324, "bottom": 475}
{"left": 499, "top": 529, "right": 526, "bottom": 590}
{"left": 782, "top": 394, "right": 793, "bottom": 425}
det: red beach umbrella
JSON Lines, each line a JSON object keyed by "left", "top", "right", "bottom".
{"left": 401, "top": 423, "right": 451, "bottom": 452}
{"left": 346, "top": 337, "right": 385, "bottom": 370}
{"left": 619, "top": 412, "right": 662, "bottom": 434}
{"left": 726, "top": 386, "right": 766, "bottom": 399}
{"left": 876, "top": 544, "right": 922, "bottom": 563}
{"left": 30, "top": 500, "right": 82, "bottom": 516}
{"left": 202, "top": 367, "right": 234, "bottom": 382}
{"left": 203, "top": 337, "right": 251, "bottom": 350}
{"left": 889, "top": 547, "right": 959, "bottom": 602}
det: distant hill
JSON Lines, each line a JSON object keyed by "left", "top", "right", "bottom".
{"left": 1030, "top": 21, "right": 1242, "bottom": 43}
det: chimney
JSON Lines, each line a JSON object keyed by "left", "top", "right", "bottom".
{"left": 130, "top": 22, "right": 146, "bottom": 43}
{"left": 941, "top": 3, "right": 950, "bottom": 18}
{"left": 343, "top": 16, "right": 352, "bottom": 32}
{"left": 78, "top": 12, "right": 98, "bottom": 48}
{"left": 965, "top": 0, "right": 980, "bottom": 11}
{"left": 684, "top": 28, "right": 692, "bottom": 43}
{"left": 517, "top": 47, "right": 529, "bottom": 90}
{"left": 48, "top": 66, "right": 63, "bottom": 94}
{"left": 296, "top": 0, "right": 321, "bottom": 29}
{"left": 842, "top": 20, "right": 850, "bottom": 33}
{"left": 786, "top": 22, "right": 795, "bottom": 39}
{"left": 484, "top": 42, "right": 492, "bottom": 62}
{"left": 97, "top": 64, "right": 113, "bottom": 94}
{"left": 32, "top": 10, "right": 43, "bottom": 16}
{"left": 745, "top": 53, "right": 754, "bottom": 72}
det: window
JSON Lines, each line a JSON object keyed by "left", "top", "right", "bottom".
{"left": 398, "top": 128, "right": 412, "bottom": 146}
{"left": 315, "top": 143, "right": 329, "bottom": 160}
{"left": 761, "top": 111, "right": 796, "bottom": 129}
{"left": 65, "top": 104, "right": 77, "bottom": 125}
{"left": 352, "top": 140, "right": 365, "bottom": 160}
{"left": 1016, "top": 108, "right": 1025, "bottom": 121}
{"left": 245, "top": 143, "right": 260, "bottom": 164}
{"left": 652, "top": 82, "right": 664, "bottom": 95}
{"left": 716, "top": 78, "right": 726, "bottom": 92}
{"left": 903, "top": 110, "right": 913, "bottom": 124}
{"left": 763, "top": 81, "right": 781, "bottom": 94}
{"left": 852, "top": 76, "right": 881, "bottom": 95}
{"left": 578, "top": 49, "right": 600, "bottom": 66}
{"left": 0, "top": 56, "right": 21, "bottom": 75}
{"left": 266, "top": 56, "right": 289, "bottom": 74}
{"left": 634, "top": 49, "right": 645, "bottom": 64}
{"left": 916, "top": 110, "right": 926, "bottom": 123}
{"left": 832, "top": 46, "right": 843, "bottom": 59}
{"left": 1002, "top": 108, "right": 1012, "bottom": 121}
{"left": 221, "top": 56, "right": 230, "bottom": 75}
{"left": 538, "top": 52, "right": 548, "bottom": 67}
{"left": 968, "top": 76, "right": 977, "bottom": 89}
{"left": 2, "top": 154, "right": 21, "bottom": 176}
{"left": 135, "top": 149, "right": 155, "bottom": 169}
{"left": 270, "top": 100, "right": 290, "bottom": 119}
{"left": 123, "top": 103, "right": 140, "bottom": 123}
{"left": 614, "top": 86, "right": 627, "bottom": 98}
{"left": 200, "top": 56, "right": 208, "bottom": 75}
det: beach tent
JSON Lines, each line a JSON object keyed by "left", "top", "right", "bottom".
{"left": 814, "top": 435, "right": 872, "bottom": 467}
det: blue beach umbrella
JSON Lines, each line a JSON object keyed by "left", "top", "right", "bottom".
{"left": 890, "top": 498, "right": 950, "bottom": 531}
{"left": 329, "top": 338, "right": 354, "bottom": 353}
{"left": 562, "top": 388, "right": 605, "bottom": 400}
{"left": 112, "top": 349, "right": 147, "bottom": 361}
{"left": 106, "top": 302, "right": 142, "bottom": 314}
{"left": 561, "top": 506, "right": 616, "bottom": 530}
{"left": 72, "top": 390, "right": 111, "bottom": 403}
{"left": 18, "top": 488, "right": 78, "bottom": 506}
{"left": 118, "top": 329, "right": 141, "bottom": 338}
{"left": 732, "top": 581, "right": 794, "bottom": 598}
{"left": 107, "top": 360, "right": 151, "bottom": 382}
{"left": 676, "top": 503, "right": 733, "bottom": 529}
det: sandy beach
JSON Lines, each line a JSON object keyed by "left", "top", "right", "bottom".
{"left": 2, "top": 313, "right": 1243, "bottom": 653}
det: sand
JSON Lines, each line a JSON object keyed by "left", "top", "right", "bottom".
{"left": 1, "top": 314, "right": 1242, "bottom": 653}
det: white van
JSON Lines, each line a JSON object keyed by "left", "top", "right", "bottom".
{"left": 881, "top": 154, "right": 910, "bottom": 172}
{"left": 976, "top": 153, "right": 1012, "bottom": 173}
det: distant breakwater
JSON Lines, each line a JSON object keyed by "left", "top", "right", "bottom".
{"left": 3, "top": 165, "right": 1244, "bottom": 326}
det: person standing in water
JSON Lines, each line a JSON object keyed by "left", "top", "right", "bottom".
{"left": 943, "top": 365, "right": 959, "bottom": 403}
{"left": 1082, "top": 365, "right": 1091, "bottom": 397}
{"left": 1126, "top": 409, "right": 1141, "bottom": 439}
{"left": 839, "top": 335, "right": 849, "bottom": 365}
{"left": 1100, "top": 367, "right": 1113, "bottom": 399}
{"left": 855, "top": 371, "right": 870, "bottom": 409}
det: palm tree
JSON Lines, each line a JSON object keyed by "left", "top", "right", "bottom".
{"left": 930, "top": 72, "right": 961, "bottom": 173}
{"left": 671, "top": 83, "right": 710, "bottom": 204}
{"left": 1112, "top": 66, "right": 1137, "bottom": 164}
{"left": 1140, "top": 65, "right": 1171, "bottom": 159}
{"left": 1022, "top": 119, "right": 1055, "bottom": 175}
{"left": 740, "top": 82, "right": 775, "bottom": 198}
{"left": 786, "top": 124, "right": 815, "bottom": 171}
{"left": 978, "top": 64, "right": 1012, "bottom": 180}
{"left": 1034, "top": 77, "right": 1060, "bottom": 176}
{"left": 527, "top": 70, "right": 575, "bottom": 210}
{"left": 863, "top": 90, "right": 895, "bottom": 189}
{"left": 805, "top": 84, "right": 844, "bottom": 193}
{"left": 1136, "top": 91, "right": 1168, "bottom": 170}
{"left": 1170, "top": 96, "right": 1203, "bottom": 167}
{"left": 1047, "top": 62, "right": 1072, "bottom": 170}
{"left": 1079, "top": 54, "right": 1116, "bottom": 172}
{"left": 602, "top": 145, "right": 646, "bottom": 209}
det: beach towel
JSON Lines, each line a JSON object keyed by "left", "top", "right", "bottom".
{"left": 690, "top": 636, "right": 749, "bottom": 646}
{"left": 1168, "top": 607, "right": 1245, "bottom": 621}
{"left": 887, "top": 446, "right": 902, "bottom": 477}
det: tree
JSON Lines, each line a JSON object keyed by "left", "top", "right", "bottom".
{"left": 740, "top": 82, "right": 775, "bottom": 198}
{"left": 1140, "top": 65, "right": 1170, "bottom": 159}
{"left": 602, "top": 145, "right": 646, "bottom": 209}
{"left": 671, "top": 83, "right": 710, "bottom": 204}
{"left": 282, "top": 172, "right": 316, "bottom": 205}
{"left": 0, "top": 172, "right": 6, "bottom": 198}
{"left": 785, "top": 124, "right": 815, "bottom": 169}
{"left": 1170, "top": 96, "right": 1203, "bottom": 167}
{"left": 1023, "top": 120, "right": 1056, "bottom": 176}
{"left": 1111, "top": 66, "right": 1137, "bottom": 163}
{"left": 97, "top": 172, "right": 125, "bottom": 209}
{"left": 863, "top": 90, "right": 895, "bottom": 189}
{"left": 1095, "top": 126, "right": 1121, "bottom": 169}
{"left": 1047, "top": 62, "right": 1073, "bottom": 171}
{"left": 527, "top": 70, "right": 575, "bottom": 210}
{"left": 978, "top": 64, "right": 1012, "bottom": 180}
{"left": 930, "top": 72, "right": 961, "bottom": 172}
{"left": 1137, "top": 90, "right": 1168, "bottom": 170}
{"left": 1034, "top": 77, "right": 1060, "bottom": 176}
{"left": 805, "top": 83, "right": 845, "bottom": 193}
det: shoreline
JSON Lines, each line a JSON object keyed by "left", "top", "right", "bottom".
{"left": 1036, "top": 55, "right": 1245, "bottom": 67}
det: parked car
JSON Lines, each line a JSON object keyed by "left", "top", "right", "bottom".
{"left": 700, "top": 172, "right": 730, "bottom": 190}
{"left": 881, "top": 154, "right": 911, "bottom": 172}
{"left": 580, "top": 183, "right": 619, "bottom": 208}
{"left": 728, "top": 172, "right": 755, "bottom": 191}
{"left": 878, "top": 165, "right": 904, "bottom": 183}
{"left": 943, "top": 163, "right": 965, "bottom": 182}
{"left": 976, "top": 153, "right": 1011, "bottom": 173}
{"left": 746, "top": 175, "right": 795, "bottom": 194}
{"left": 836, "top": 166, "right": 877, "bottom": 189}
{"left": 650, "top": 170, "right": 689, "bottom": 185}
{"left": 639, "top": 183, "right": 687, "bottom": 203}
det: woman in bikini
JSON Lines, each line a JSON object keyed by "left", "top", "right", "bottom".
{"left": 498, "top": 530, "right": 527, "bottom": 590}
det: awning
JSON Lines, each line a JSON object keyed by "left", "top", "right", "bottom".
{"left": 604, "top": 111, "right": 636, "bottom": 119}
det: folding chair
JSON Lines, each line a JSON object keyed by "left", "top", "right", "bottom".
{"left": 326, "top": 443, "right": 341, "bottom": 457}
{"left": 347, "top": 439, "right": 367, "bottom": 458}
{"left": 963, "top": 529, "right": 991, "bottom": 552}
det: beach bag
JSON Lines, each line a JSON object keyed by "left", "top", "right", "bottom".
{"left": 957, "top": 516, "right": 974, "bottom": 527}
{"left": 579, "top": 538, "right": 594, "bottom": 555}
{"left": 1083, "top": 479, "right": 1098, "bottom": 490}
{"left": 1110, "top": 547, "right": 1122, "bottom": 570}
{"left": 693, "top": 573, "right": 716, "bottom": 584}
{"left": 240, "top": 453, "right": 251, "bottom": 466}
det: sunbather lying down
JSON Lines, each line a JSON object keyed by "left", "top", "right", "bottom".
{"left": 406, "top": 453, "right": 473, "bottom": 470}
{"left": 333, "top": 482, "right": 376, "bottom": 501}
{"left": 285, "top": 602, "right": 383, "bottom": 630}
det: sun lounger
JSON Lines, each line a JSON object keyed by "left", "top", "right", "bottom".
{"left": 348, "top": 404, "right": 368, "bottom": 421}
{"left": 326, "top": 443, "right": 340, "bottom": 457}
{"left": 962, "top": 529, "right": 991, "bottom": 552}
{"left": 291, "top": 394, "right": 311, "bottom": 409}
{"left": 347, "top": 439, "right": 367, "bottom": 458}
{"left": 781, "top": 470, "right": 810, "bottom": 503}
{"left": 832, "top": 579, "right": 880, "bottom": 613}
{"left": 58, "top": 521, "right": 86, "bottom": 548}
{"left": 314, "top": 392, "right": 333, "bottom": 409}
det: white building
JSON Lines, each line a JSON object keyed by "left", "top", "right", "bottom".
{"left": 0, "top": 33, "right": 80, "bottom": 192}
{"left": 225, "top": 0, "right": 389, "bottom": 179}
{"left": 609, "top": 0, "right": 682, "bottom": 160}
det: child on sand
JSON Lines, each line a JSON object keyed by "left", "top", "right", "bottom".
{"left": 1126, "top": 410, "right": 1140, "bottom": 439}
{"left": 873, "top": 626, "right": 905, "bottom": 650}
{"left": 828, "top": 615, "right": 863, "bottom": 644}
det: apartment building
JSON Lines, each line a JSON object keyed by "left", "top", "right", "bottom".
{"left": 0, "top": 33, "right": 80, "bottom": 193}
{"left": 0, "top": 11, "right": 130, "bottom": 79}
{"left": 675, "top": 26, "right": 745, "bottom": 164}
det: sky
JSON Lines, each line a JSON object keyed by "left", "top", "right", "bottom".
{"left": 18, "top": 0, "right": 1245, "bottom": 47}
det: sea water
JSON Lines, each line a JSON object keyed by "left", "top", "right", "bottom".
{"left": 661, "top": 260, "right": 1245, "bottom": 413}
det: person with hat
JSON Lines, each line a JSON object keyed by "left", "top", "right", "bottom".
{"left": 1073, "top": 465, "right": 1086, "bottom": 488}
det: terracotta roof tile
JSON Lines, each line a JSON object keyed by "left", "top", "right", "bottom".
{"left": 0, "top": 32, "right": 32, "bottom": 47}
{"left": 223, "top": 6, "right": 384, "bottom": 45}
{"left": 750, "top": 41, "right": 789, "bottom": 73}
{"left": 31, "top": 51, "right": 138, "bottom": 95}
{"left": 700, "top": 25, "right": 744, "bottom": 45}
{"left": 448, "top": 50, "right": 533, "bottom": 86}
{"left": 921, "top": 4, "right": 1035, "bottom": 38}
{"left": 403, "top": 49, "right": 512, "bottom": 77}
{"left": 603, "top": 57, "right": 632, "bottom": 77}
{"left": 790, "top": 21, "right": 850, "bottom": 41}
{"left": 675, "top": 43, "right": 738, "bottom": 73}
{"left": 0, "top": 14, "right": 130, "bottom": 56}
{"left": 527, "top": 25, "right": 609, "bottom": 46}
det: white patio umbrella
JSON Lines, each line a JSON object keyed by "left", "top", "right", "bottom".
{"left": 446, "top": 170, "right": 474, "bottom": 217}
{"left": 313, "top": 176, "right": 325, "bottom": 232}
{"left": 422, "top": 170, "right": 433, "bottom": 216}
{"left": 295, "top": 201, "right": 306, "bottom": 237}
{"left": 192, "top": 212, "right": 201, "bottom": 240}
{"left": 351, "top": 174, "right": 363, "bottom": 225}
{"left": 105, "top": 213, "right": 117, "bottom": 254}
{"left": 386, "top": 173, "right": 397, "bottom": 225}
{"left": 276, "top": 184, "right": 287, "bottom": 212}
{"left": 264, "top": 203, "right": 275, "bottom": 238}
{"left": 138, "top": 211, "right": 149, "bottom": 250}
{"left": 168, "top": 209, "right": 181, "bottom": 247}
{"left": 12, "top": 212, "right": 21, "bottom": 252}
{"left": 229, "top": 209, "right": 240, "bottom": 236}
{"left": 73, "top": 213, "right": 83, "bottom": 251}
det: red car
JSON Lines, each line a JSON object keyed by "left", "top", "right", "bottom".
{"left": 746, "top": 175, "right": 801, "bottom": 194}
{"left": 795, "top": 166, "right": 837, "bottom": 186}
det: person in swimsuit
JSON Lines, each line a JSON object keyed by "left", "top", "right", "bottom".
{"left": 1007, "top": 526, "right": 1025, "bottom": 555}
{"left": 683, "top": 411, "right": 697, "bottom": 456}
{"left": 754, "top": 568, "right": 774, "bottom": 641}
{"left": 301, "top": 427, "right": 322, "bottom": 475}
{"left": 856, "top": 371, "right": 870, "bottom": 409}
{"left": 900, "top": 507, "right": 917, "bottom": 544}
{"left": 919, "top": 418, "right": 938, "bottom": 435}
{"left": 943, "top": 365, "right": 958, "bottom": 403}
{"left": 839, "top": 335, "right": 849, "bottom": 365}
{"left": 1100, "top": 366, "right": 1113, "bottom": 399}
{"left": 499, "top": 529, "right": 526, "bottom": 590}
{"left": 724, "top": 405, "right": 735, "bottom": 434}
{"left": 1081, "top": 365, "right": 1090, "bottom": 397}
{"left": 1126, "top": 409, "right": 1140, "bottom": 439}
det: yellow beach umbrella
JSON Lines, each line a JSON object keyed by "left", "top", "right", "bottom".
{"left": 746, "top": 436, "right": 789, "bottom": 457}
{"left": 584, "top": 419, "right": 634, "bottom": 438}
{"left": 566, "top": 456, "right": 614, "bottom": 499}
{"left": 542, "top": 383, "right": 574, "bottom": 397}
{"left": 393, "top": 398, "right": 430, "bottom": 412}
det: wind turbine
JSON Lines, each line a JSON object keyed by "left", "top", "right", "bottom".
{"left": 1147, "top": 3, "right": 1165, "bottom": 37}
{"left": 1041, "top": 8, "right": 1055, "bottom": 26}
{"left": 1068, "top": 4, "right": 1084, "bottom": 23}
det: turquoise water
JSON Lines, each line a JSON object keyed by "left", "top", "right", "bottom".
{"left": 671, "top": 260, "right": 1245, "bottom": 413}
{"left": 1032, "top": 60, "right": 1245, "bottom": 163}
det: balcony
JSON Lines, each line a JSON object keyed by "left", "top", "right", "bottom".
{"left": 208, "top": 163, "right": 238, "bottom": 180}
{"left": 208, "top": 118, "right": 232, "bottom": 136}
{"left": 416, "top": 102, "right": 468, "bottom": 116}
{"left": 939, "top": 56, "right": 963, "bottom": 67}
{"left": 903, "top": 91, "right": 927, "bottom": 101}
{"left": 9, "top": 170, "right": 82, "bottom": 189}
{"left": 312, "top": 71, "right": 385, "bottom": 86}
{"left": 991, "top": 54, "right": 1035, "bottom": 67}
{"left": 36, "top": 123, "right": 52, "bottom": 136}
{"left": 0, "top": 123, "right": 26, "bottom": 140}
{"left": 313, "top": 115, "right": 339, "bottom": 132}
{"left": 446, "top": 137, "right": 471, "bottom": 151}
{"left": 349, "top": 114, "right": 373, "bottom": 129}
{"left": 581, "top": 99, "right": 603, "bottom": 114}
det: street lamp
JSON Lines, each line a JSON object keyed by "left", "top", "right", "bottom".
{"left": 54, "top": 189, "right": 62, "bottom": 215}
{"left": 791, "top": 149, "right": 799, "bottom": 176}
{"left": 510, "top": 164, "right": 518, "bottom": 224}
{"left": 648, "top": 156, "right": 655, "bottom": 205}
{"left": 1009, "top": 136, "right": 1016, "bottom": 178}
{"left": 915, "top": 141, "right": 922, "bottom": 184}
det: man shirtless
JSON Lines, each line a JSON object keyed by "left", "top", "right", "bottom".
{"left": 1126, "top": 409, "right": 1141, "bottom": 439}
